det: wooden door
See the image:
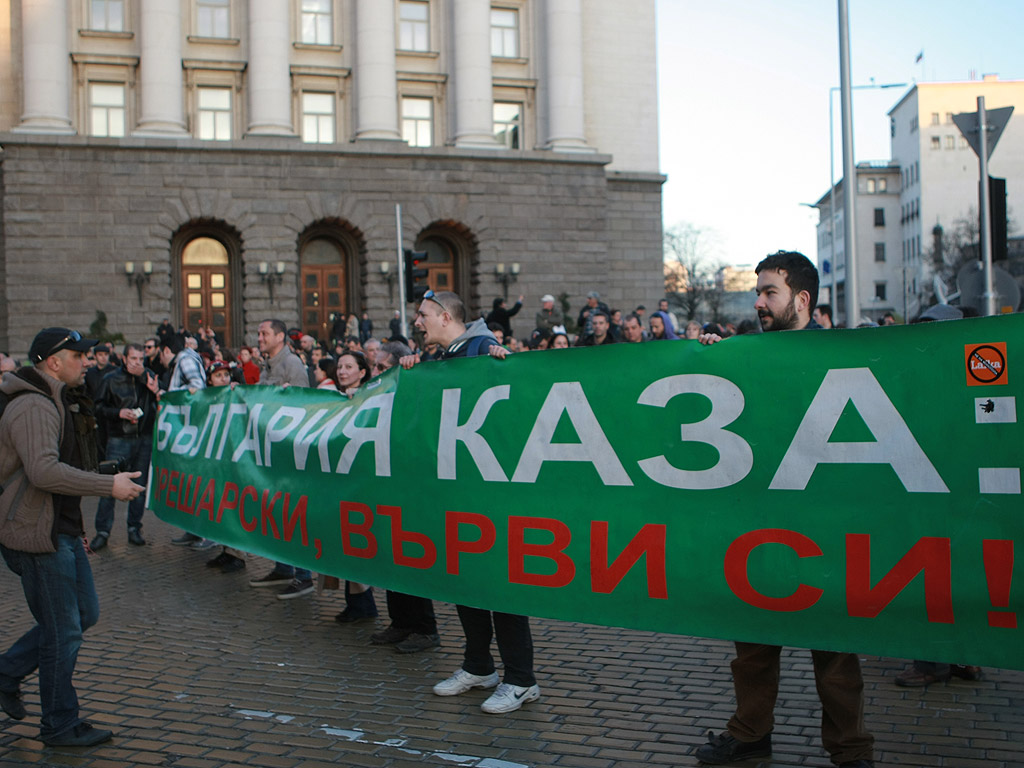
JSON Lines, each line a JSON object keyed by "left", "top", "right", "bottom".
{"left": 181, "top": 237, "right": 231, "bottom": 344}
{"left": 301, "top": 264, "right": 347, "bottom": 343}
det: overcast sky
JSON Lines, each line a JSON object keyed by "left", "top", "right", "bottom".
{"left": 656, "top": 0, "right": 1024, "bottom": 267}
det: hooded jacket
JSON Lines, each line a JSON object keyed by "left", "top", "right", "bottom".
{"left": 440, "top": 318, "right": 501, "bottom": 359}
{"left": 0, "top": 368, "right": 114, "bottom": 553}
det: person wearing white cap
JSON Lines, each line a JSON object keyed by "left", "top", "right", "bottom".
{"left": 535, "top": 294, "right": 563, "bottom": 331}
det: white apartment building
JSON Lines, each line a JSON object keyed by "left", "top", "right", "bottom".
{"left": 889, "top": 75, "right": 1024, "bottom": 317}
{"left": 0, "top": 0, "right": 663, "bottom": 352}
{"left": 813, "top": 76, "right": 1024, "bottom": 322}
{"left": 813, "top": 162, "right": 902, "bottom": 324}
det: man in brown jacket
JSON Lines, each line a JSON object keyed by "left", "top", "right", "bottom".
{"left": 0, "top": 328, "right": 144, "bottom": 747}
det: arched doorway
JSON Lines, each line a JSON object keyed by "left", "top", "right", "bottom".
{"left": 300, "top": 237, "right": 347, "bottom": 343}
{"left": 181, "top": 236, "right": 232, "bottom": 344}
{"left": 417, "top": 236, "right": 455, "bottom": 293}
{"left": 415, "top": 220, "right": 478, "bottom": 311}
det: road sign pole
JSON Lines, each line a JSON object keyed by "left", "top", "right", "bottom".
{"left": 977, "top": 97, "right": 995, "bottom": 316}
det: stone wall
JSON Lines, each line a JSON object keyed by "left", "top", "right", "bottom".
{"left": 0, "top": 135, "right": 664, "bottom": 355}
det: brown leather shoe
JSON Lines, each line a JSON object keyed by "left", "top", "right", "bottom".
{"left": 894, "top": 666, "right": 950, "bottom": 687}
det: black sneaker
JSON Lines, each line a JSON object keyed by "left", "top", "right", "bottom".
{"left": 41, "top": 721, "right": 113, "bottom": 747}
{"left": 277, "top": 579, "right": 315, "bottom": 600}
{"left": 693, "top": 730, "right": 771, "bottom": 764}
{"left": 88, "top": 532, "right": 108, "bottom": 552}
{"left": 171, "top": 532, "right": 202, "bottom": 546}
{"left": 127, "top": 528, "right": 145, "bottom": 546}
{"left": 206, "top": 551, "right": 233, "bottom": 568}
{"left": 249, "top": 569, "right": 292, "bottom": 588}
{"left": 394, "top": 632, "right": 441, "bottom": 654}
{"left": 370, "top": 625, "right": 412, "bottom": 645}
{"left": 220, "top": 556, "right": 246, "bottom": 574}
{"left": 0, "top": 687, "right": 26, "bottom": 720}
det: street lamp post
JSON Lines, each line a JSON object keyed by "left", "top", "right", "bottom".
{"left": 826, "top": 78, "right": 906, "bottom": 325}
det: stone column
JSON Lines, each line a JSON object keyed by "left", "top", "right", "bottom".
{"left": 134, "top": 0, "right": 187, "bottom": 136}
{"left": 14, "top": 0, "right": 73, "bottom": 133}
{"left": 354, "top": 0, "right": 400, "bottom": 140}
{"left": 543, "top": 0, "right": 590, "bottom": 151}
{"left": 247, "top": 0, "right": 295, "bottom": 135}
{"left": 452, "top": 0, "right": 498, "bottom": 148}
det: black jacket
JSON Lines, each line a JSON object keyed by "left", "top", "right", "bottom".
{"left": 94, "top": 365, "right": 158, "bottom": 438}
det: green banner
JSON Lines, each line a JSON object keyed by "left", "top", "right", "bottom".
{"left": 151, "top": 315, "right": 1022, "bottom": 670}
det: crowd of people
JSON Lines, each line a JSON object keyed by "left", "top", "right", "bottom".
{"left": 0, "top": 260, "right": 994, "bottom": 761}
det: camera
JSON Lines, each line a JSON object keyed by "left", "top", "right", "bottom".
{"left": 98, "top": 458, "right": 126, "bottom": 475}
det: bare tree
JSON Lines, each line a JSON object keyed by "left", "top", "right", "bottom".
{"left": 663, "top": 223, "right": 723, "bottom": 322}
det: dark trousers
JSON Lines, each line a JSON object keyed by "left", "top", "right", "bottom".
{"left": 456, "top": 606, "right": 535, "bottom": 687}
{"left": 95, "top": 436, "right": 151, "bottom": 534}
{"left": 727, "top": 642, "right": 873, "bottom": 764}
{"left": 385, "top": 591, "right": 437, "bottom": 635}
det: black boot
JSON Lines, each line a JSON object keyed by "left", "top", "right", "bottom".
{"left": 335, "top": 583, "right": 379, "bottom": 624}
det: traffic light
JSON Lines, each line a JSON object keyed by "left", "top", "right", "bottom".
{"left": 403, "top": 249, "right": 430, "bottom": 302}
{"left": 989, "top": 176, "right": 1007, "bottom": 261}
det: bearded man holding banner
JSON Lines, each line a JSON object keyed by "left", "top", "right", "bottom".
{"left": 694, "top": 252, "right": 875, "bottom": 768}
{"left": 400, "top": 290, "right": 541, "bottom": 714}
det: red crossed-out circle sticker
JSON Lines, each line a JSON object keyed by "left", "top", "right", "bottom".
{"left": 965, "top": 342, "right": 1008, "bottom": 386}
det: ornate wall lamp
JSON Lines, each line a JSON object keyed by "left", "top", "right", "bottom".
{"left": 496, "top": 262, "right": 520, "bottom": 301}
{"left": 125, "top": 260, "right": 152, "bottom": 306}
{"left": 259, "top": 261, "right": 286, "bottom": 303}
{"left": 380, "top": 260, "right": 397, "bottom": 301}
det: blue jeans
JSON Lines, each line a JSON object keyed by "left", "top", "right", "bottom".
{"left": 272, "top": 562, "right": 312, "bottom": 581}
{"left": 0, "top": 535, "right": 100, "bottom": 738}
{"left": 95, "top": 435, "right": 152, "bottom": 534}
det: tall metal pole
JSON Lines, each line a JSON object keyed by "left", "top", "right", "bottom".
{"left": 977, "top": 96, "right": 995, "bottom": 316}
{"left": 837, "top": 0, "right": 858, "bottom": 327}
{"left": 395, "top": 204, "right": 409, "bottom": 336}
{"left": 828, "top": 93, "right": 836, "bottom": 310}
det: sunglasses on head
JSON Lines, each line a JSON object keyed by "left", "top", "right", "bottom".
{"left": 43, "top": 330, "right": 82, "bottom": 360}
{"left": 422, "top": 289, "right": 447, "bottom": 312}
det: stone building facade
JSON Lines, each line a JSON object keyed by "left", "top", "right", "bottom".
{"left": 0, "top": 0, "right": 663, "bottom": 353}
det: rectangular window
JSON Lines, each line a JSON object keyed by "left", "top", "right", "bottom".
{"left": 959, "top": 136, "right": 968, "bottom": 149}
{"left": 491, "top": 8, "right": 519, "bottom": 57}
{"left": 930, "top": 112, "right": 940, "bottom": 125}
{"left": 90, "top": 0, "right": 125, "bottom": 31}
{"left": 197, "top": 87, "right": 232, "bottom": 140}
{"left": 302, "top": 92, "right": 335, "bottom": 143}
{"left": 875, "top": 282, "right": 887, "bottom": 301}
{"left": 873, "top": 208, "right": 885, "bottom": 227}
{"left": 493, "top": 102, "right": 521, "bottom": 148}
{"left": 301, "top": 0, "right": 332, "bottom": 45}
{"left": 89, "top": 83, "right": 125, "bottom": 137}
{"left": 878, "top": 177, "right": 887, "bottom": 192}
{"left": 402, "top": 97, "right": 432, "bottom": 147}
{"left": 930, "top": 135, "right": 940, "bottom": 150}
{"left": 865, "top": 178, "right": 876, "bottom": 194}
{"left": 399, "top": 1, "right": 430, "bottom": 51}
{"left": 945, "top": 112, "right": 953, "bottom": 124}
{"left": 945, "top": 135, "right": 955, "bottom": 149}
{"left": 874, "top": 243, "right": 886, "bottom": 262}
{"left": 197, "top": 0, "right": 230, "bottom": 38}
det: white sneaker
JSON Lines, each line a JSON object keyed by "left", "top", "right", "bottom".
{"left": 481, "top": 683, "right": 541, "bottom": 714}
{"left": 432, "top": 669, "right": 500, "bottom": 697}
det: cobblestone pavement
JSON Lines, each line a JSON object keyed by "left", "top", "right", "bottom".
{"left": 1, "top": 508, "right": 1021, "bottom": 768}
